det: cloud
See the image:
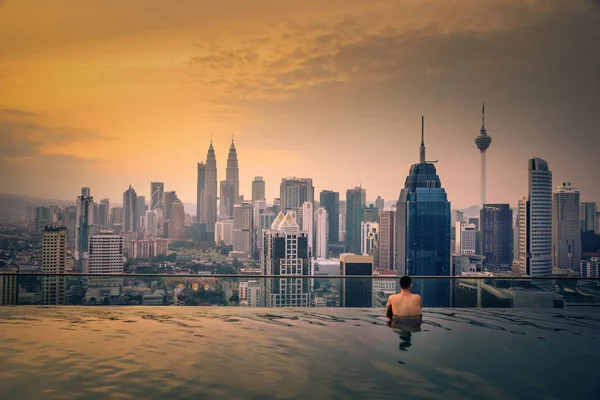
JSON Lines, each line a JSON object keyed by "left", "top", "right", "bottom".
{"left": 0, "top": 117, "right": 111, "bottom": 159}
{"left": 0, "top": 108, "right": 39, "bottom": 117}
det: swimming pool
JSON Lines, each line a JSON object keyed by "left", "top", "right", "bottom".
{"left": 1, "top": 307, "right": 599, "bottom": 399}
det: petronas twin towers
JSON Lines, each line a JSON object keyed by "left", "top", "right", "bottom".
{"left": 197, "top": 140, "right": 240, "bottom": 235}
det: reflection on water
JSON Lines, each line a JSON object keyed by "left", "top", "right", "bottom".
{"left": 1, "top": 307, "right": 599, "bottom": 399}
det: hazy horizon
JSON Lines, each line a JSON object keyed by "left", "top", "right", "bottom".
{"left": 1, "top": 0, "right": 599, "bottom": 209}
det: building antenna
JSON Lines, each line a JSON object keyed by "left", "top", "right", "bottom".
{"left": 420, "top": 116, "right": 425, "bottom": 164}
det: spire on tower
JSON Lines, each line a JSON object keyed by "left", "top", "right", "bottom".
{"left": 481, "top": 102, "right": 485, "bottom": 129}
{"left": 420, "top": 116, "right": 426, "bottom": 164}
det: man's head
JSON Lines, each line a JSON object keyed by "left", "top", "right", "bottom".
{"left": 400, "top": 276, "right": 412, "bottom": 291}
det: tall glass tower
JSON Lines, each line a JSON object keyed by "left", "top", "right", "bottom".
{"left": 395, "top": 117, "right": 451, "bottom": 307}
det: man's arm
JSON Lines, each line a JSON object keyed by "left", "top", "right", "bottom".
{"left": 386, "top": 296, "right": 393, "bottom": 318}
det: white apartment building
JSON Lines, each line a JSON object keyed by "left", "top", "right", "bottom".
{"left": 315, "top": 207, "right": 328, "bottom": 259}
{"left": 215, "top": 220, "right": 234, "bottom": 246}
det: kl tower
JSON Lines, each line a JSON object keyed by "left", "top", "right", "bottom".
{"left": 474, "top": 103, "right": 492, "bottom": 208}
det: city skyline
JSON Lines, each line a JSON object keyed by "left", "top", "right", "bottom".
{"left": 1, "top": 1, "right": 599, "bottom": 209}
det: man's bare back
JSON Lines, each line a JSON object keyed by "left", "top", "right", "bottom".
{"left": 386, "top": 276, "right": 422, "bottom": 318}
{"left": 387, "top": 292, "right": 422, "bottom": 318}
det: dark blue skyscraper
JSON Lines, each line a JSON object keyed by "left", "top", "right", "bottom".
{"left": 395, "top": 117, "right": 451, "bottom": 307}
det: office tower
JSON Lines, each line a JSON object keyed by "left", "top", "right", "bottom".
{"left": 233, "top": 202, "right": 253, "bottom": 255}
{"left": 215, "top": 220, "right": 234, "bottom": 245}
{"left": 273, "top": 198, "right": 281, "bottom": 214}
{"left": 261, "top": 211, "right": 311, "bottom": 307}
{"left": 375, "top": 196, "right": 385, "bottom": 213}
{"left": 98, "top": 199, "right": 110, "bottom": 229}
{"left": 340, "top": 254, "right": 373, "bottom": 307}
{"left": 41, "top": 226, "right": 67, "bottom": 305}
{"left": 301, "top": 201, "right": 314, "bottom": 254}
{"left": 345, "top": 187, "right": 366, "bottom": 254}
{"left": 122, "top": 185, "right": 137, "bottom": 233}
{"left": 315, "top": 207, "right": 328, "bottom": 259}
{"left": 552, "top": 183, "right": 581, "bottom": 270}
{"left": 320, "top": 190, "right": 339, "bottom": 243}
{"left": 168, "top": 198, "right": 186, "bottom": 240}
{"left": 0, "top": 267, "right": 17, "bottom": 305}
{"left": 150, "top": 182, "right": 164, "bottom": 211}
{"left": 580, "top": 202, "right": 597, "bottom": 232}
{"left": 361, "top": 204, "right": 379, "bottom": 223}
{"left": 163, "top": 191, "right": 177, "bottom": 220}
{"left": 227, "top": 139, "right": 240, "bottom": 206}
{"left": 136, "top": 196, "right": 146, "bottom": 228}
{"left": 145, "top": 210, "right": 158, "bottom": 237}
{"left": 75, "top": 187, "right": 94, "bottom": 272}
{"left": 474, "top": 103, "right": 492, "bottom": 208}
{"left": 339, "top": 212, "right": 346, "bottom": 243}
{"left": 518, "top": 158, "right": 553, "bottom": 276}
{"left": 64, "top": 206, "right": 77, "bottom": 248}
{"left": 360, "top": 221, "right": 379, "bottom": 256}
{"left": 88, "top": 233, "right": 124, "bottom": 274}
{"left": 35, "top": 206, "right": 51, "bottom": 233}
{"left": 455, "top": 223, "right": 477, "bottom": 255}
{"left": 252, "top": 199, "right": 268, "bottom": 253}
{"left": 259, "top": 212, "right": 275, "bottom": 231}
{"left": 280, "top": 177, "right": 314, "bottom": 216}
{"left": 203, "top": 142, "right": 218, "bottom": 234}
{"left": 252, "top": 176, "right": 266, "bottom": 202}
{"left": 197, "top": 162, "right": 205, "bottom": 223}
{"left": 92, "top": 202, "right": 100, "bottom": 233}
{"left": 219, "top": 181, "right": 235, "bottom": 218}
{"left": 480, "top": 204, "right": 513, "bottom": 268}
{"left": 378, "top": 210, "right": 396, "bottom": 271}
{"left": 110, "top": 206, "right": 123, "bottom": 230}
{"left": 455, "top": 210, "right": 464, "bottom": 224}
{"left": 395, "top": 117, "right": 451, "bottom": 307}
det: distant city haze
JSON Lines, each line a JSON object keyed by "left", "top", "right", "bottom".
{"left": 0, "top": 0, "right": 598, "bottom": 208}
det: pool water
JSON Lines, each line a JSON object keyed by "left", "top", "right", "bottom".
{"left": 1, "top": 307, "right": 599, "bottom": 399}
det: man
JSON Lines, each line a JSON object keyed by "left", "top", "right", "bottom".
{"left": 386, "top": 276, "right": 422, "bottom": 318}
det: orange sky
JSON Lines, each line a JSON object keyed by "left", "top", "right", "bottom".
{"left": 1, "top": 0, "right": 599, "bottom": 209}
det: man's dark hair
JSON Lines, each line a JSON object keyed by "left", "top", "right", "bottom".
{"left": 400, "top": 276, "right": 412, "bottom": 289}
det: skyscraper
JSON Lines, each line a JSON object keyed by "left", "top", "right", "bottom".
{"left": 378, "top": 210, "right": 395, "bottom": 271}
{"left": 233, "top": 202, "right": 253, "bottom": 256}
{"left": 41, "top": 226, "right": 67, "bottom": 305}
{"left": 75, "top": 187, "right": 93, "bottom": 272}
{"left": 474, "top": 103, "right": 492, "bottom": 208}
{"left": 261, "top": 211, "right": 311, "bottom": 307}
{"left": 64, "top": 206, "right": 77, "bottom": 248}
{"left": 280, "top": 177, "right": 314, "bottom": 216}
{"left": 395, "top": 117, "right": 451, "bottom": 307}
{"left": 553, "top": 182, "right": 581, "bottom": 271}
{"left": 123, "top": 185, "right": 138, "bottom": 233}
{"left": 197, "top": 162, "right": 205, "bottom": 223}
{"left": 580, "top": 202, "right": 597, "bottom": 232}
{"left": 252, "top": 176, "right": 266, "bottom": 202}
{"left": 301, "top": 201, "right": 314, "bottom": 255}
{"left": 98, "top": 199, "right": 110, "bottom": 229}
{"left": 163, "top": 191, "right": 177, "bottom": 221}
{"left": 168, "top": 198, "right": 186, "bottom": 240}
{"left": 375, "top": 196, "right": 385, "bottom": 213}
{"left": 480, "top": 204, "right": 513, "bottom": 268}
{"left": 203, "top": 142, "right": 218, "bottom": 235}
{"left": 110, "top": 206, "right": 123, "bottom": 232}
{"left": 319, "top": 190, "right": 339, "bottom": 243}
{"left": 226, "top": 139, "right": 240, "bottom": 206}
{"left": 150, "top": 182, "right": 164, "bottom": 212}
{"left": 345, "top": 187, "right": 366, "bottom": 254}
{"left": 518, "top": 158, "right": 553, "bottom": 276}
{"left": 340, "top": 254, "right": 373, "bottom": 308}
{"left": 315, "top": 207, "right": 328, "bottom": 259}
{"left": 136, "top": 196, "right": 146, "bottom": 229}
{"left": 145, "top": 210, "right": 158, "bottom": 237}
{"left": 220, "top": 181, "right": 235, "bottom": 218}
